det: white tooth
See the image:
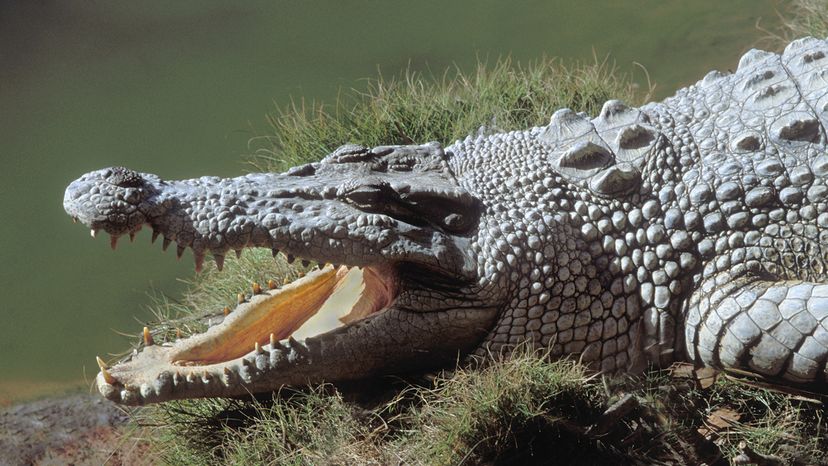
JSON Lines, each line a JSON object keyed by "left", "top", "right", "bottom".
{"left": 90, "top": 229, "right": 98, "bottom": 238}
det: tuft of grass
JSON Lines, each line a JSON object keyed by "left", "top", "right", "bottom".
{"left": 249, "top": 56, "right": 645, "bottom": 173}
{"left": 392, "top": 353, "right": 606, "bottom": 465}
{"left": 776, "top": 0, "right": 828, "bottom": 41}
{"left": 146, "top": 386, "right": 384, "bottom": 465}
{"left": 699, "top": 377, "right": 827, "bottom": 465}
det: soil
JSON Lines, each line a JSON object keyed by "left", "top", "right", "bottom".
{"left": 0, "top": 392, "right": 150, "bottom": 465}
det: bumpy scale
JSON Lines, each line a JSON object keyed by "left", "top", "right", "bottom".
{"left": 64, "top": 37, "right": 828, "bottom": 405}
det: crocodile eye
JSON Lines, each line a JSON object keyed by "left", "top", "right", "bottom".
{"left": 343, "top": 186, "right": 385, "bottom": 207}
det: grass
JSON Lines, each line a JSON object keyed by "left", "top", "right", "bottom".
{"left": 772, "top": 0, "right": 828, "bottom": 44}
{"left": 113, "top": 11, "right": 828, "bottom": 464}
{"left": 248, "top": 55, "right": 644, "bottom": 174}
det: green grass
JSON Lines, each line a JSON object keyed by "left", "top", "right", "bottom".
{"left": 248, "top": 56, "right": 644, "bottom": 174}
{"left": 773, "top": 0, "right": 828, "bottom": 42}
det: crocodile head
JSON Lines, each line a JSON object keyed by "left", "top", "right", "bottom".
{"left": 64, "top": 142, "right": 500, "bottom": 405}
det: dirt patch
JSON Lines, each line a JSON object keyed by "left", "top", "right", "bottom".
{"left": 0, "top": 393, "right": 149, "bottom": 465}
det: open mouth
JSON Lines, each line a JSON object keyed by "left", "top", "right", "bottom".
{"left": 97, "top": 263, "right": 399, "bottom": 403}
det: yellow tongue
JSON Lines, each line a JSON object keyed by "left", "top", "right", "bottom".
{"left": 172, "top": 266, "right": 340, "bottom": 364}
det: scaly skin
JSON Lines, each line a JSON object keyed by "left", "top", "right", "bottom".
{"left": 65, "top": 37, "right": 828, "bottom": 404}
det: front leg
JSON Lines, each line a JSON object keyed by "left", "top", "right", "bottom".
{"left": 687, "top": 275, "right": 828, "bottom": 385}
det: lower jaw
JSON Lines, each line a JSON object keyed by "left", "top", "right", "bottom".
{"left": 98, "top": 263, "right": 398, "bottom": 404}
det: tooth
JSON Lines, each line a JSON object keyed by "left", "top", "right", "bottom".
{"left": 223, "top": 306, "right": 230, "bottom": 317}
{"left": 286, "top": 254, "right": 295, "bottom": 264}
{"left": 96, "top": 356, "right": 117, "bottom": 384}
{"left": 186, "top": 373, "right": 195, "bottom": 383}
{"left": 110, "top": 235, "right": 119, "bottom": 250}
{"left": 269, "top": 333, "right": 276, "bottom": 349}
{"left": 143, "top": 327, "right": 154, "bottom": 346}
{"left": 242, "top": 358, "right": 256, "bottom": 370}
{"left": 298, "top": 271, "right": 305, "bottom": 278}
{"left": 176, "top": 328, "right": 182, "bottom": 339}
{"left": 151, "top": 230, "right": 160, "bottom": 243}
{"left": 252, "top": 282, "right": 262, "bottom": 294}
{"left": 202, "top": 371, "right": 212, "bottom": 383}
{"left": 162, "top": 237, "right": 172, "bottom": 251}
{"left": 235, "top": 249, "right": 243, "bottom": 259}
{"left": 72, "top": 217, "right": 78, "bottom": 224}
{"left": 255, "top": 342, "right": 262, "bottom": 354}
{"left": 90, "top": 229, "right": 98, "bottom": 239}
{"left": 96, "top": 355, "right": 109, "bottom": 370}
{"left": 129, "top": 232, "right": 136, "bottom": 242}
{"left": 176, "top": 244, "right": 186, "bottom": 259}
{"left": 173, "top": 371, "right": 182, "bottom": 386}
{"left": 193, "top": 252, "right": 204, "bottom": 273}
{"left": 267, "top": 279, "right": 277, "bottom": 290}
{"left": 283, "top": 277, "right": 290, "bottom": 285}
{"left": 271, "top": 248, "right": 280, "bottom": 258}
{"left": 301, "top": 259, "right": 311, "bottom": 267}
{"left": 237, "top": 293, "right": 245, "bottom": 304}
{"left": 214, "top": 254, "right": 225, "bottom": 271}
{"left": 194, "top": 253, "right": 205, "bottom": 273}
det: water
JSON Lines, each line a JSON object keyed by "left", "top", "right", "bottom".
{"left": 0, "top": 0, "right": 780, "bottom": 402}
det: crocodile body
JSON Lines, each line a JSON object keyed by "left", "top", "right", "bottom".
{"left": 65, "top": 37, "right": 828, "bottom": 404}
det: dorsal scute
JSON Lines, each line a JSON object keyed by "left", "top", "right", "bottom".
{"left": 542, "top": 102, "right": 656, "bottom": 198}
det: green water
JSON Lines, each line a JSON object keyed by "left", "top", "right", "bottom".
{"left": 0, "top": 1, "right": 780, "bottom": 397}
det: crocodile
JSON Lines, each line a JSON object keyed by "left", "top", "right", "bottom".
{"left": 64, "top": 37, "right": 828, "bottom": 405}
